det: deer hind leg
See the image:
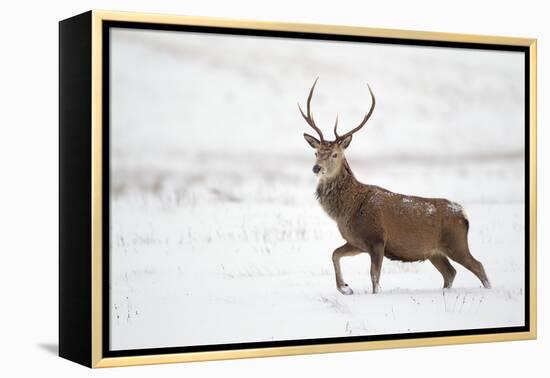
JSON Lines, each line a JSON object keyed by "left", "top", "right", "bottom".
{"left": 429, "top": 255, "right": 456, "bottom": 289}
{"left": 332, "top": 243, "right": 362, "bottom": 295}
{"left": 369, "top": 243, "right": 385, "bottom": 294}
{"left": 446, "top": 248, "right": 491, "bottom": 289}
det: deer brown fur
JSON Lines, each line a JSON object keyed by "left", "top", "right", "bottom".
{"left": 299, "top": 79, "right": 491, "bottom": 295}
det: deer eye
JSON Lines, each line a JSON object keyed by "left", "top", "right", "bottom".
{"left": 332, "top": 153, "right": 338, "bottom": 158}
{"left": 315, "top": 152, "right": 319, "bottom": 157}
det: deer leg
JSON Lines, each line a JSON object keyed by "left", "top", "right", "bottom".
{"left": 332, "top": 243, "right": 362, "bottom": 295}
{"left": 429, "top": 255, "right": 456, "bottom": 289}
{"left": 447, "top": 249, "right": 491, "bottom": 289}
{"left": 369, "top": 243, "right": 385, "bottom": 294}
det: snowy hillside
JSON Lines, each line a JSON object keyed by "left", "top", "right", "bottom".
{"left": 109, "top": 28, "right": 525, "bottom": 350}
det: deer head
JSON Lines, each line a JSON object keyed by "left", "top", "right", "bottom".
{"left": 299, "top": 78, "right": 376, "bottom": 178}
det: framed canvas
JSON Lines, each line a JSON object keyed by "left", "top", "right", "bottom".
{"left": 59, "top": 10, "right": 537, "bottom": 368}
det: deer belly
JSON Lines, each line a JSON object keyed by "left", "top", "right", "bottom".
{"left": 384, "top": 239, "right": 440, "bottom": 261}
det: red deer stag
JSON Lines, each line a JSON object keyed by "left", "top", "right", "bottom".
{"left": 299, "top": 78, "right": 491, "bottom": 295}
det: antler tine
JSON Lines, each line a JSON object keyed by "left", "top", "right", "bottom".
{"left": 298, "top": 77, "right": 324, "bottom": 141}
{"left": 333, "top": 114, "right": 339, "bottom": 139}
{"left": 335, "top": 84, "right": 376, "bottom": 142}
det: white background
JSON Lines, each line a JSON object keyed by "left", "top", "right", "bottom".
{"left": 0, "top": 0, "right": 547, "bottom": 377}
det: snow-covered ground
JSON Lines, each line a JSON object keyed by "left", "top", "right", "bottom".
{"left": 109, "top": 28, "right": 525, "bottom": 350}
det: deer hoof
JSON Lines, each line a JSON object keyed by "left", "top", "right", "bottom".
{"left": 337, "top": 284, "right": 354, "bottom": 295}
{"left": 482, "top": 280, "right": 491, "bottom": 289}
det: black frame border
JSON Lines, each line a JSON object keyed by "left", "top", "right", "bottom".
{"left": 101, "top": 20, "right": 531, "bottom": 359}
{"left": 59, "top": 11, "right": 94, "bottom": 367}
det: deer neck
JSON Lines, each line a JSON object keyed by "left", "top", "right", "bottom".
{"left": 315, "top": 158, "right": 359, "bottom": 219}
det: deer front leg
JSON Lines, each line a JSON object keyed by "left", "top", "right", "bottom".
{"left": 332, "top": 243, "right": 362, "bottom": 295}
{"left": 369, "top": 243, "right": 385, "bottom": 294}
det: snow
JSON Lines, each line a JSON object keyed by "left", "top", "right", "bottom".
{"left": 108, "top": 28, "right": 525, "bottom": 350}
{"left": 448, "top": 201, "right": 464, "bottom": 213}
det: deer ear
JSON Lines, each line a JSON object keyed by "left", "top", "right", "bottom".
{"left": 303, "top": 133, "right": 320, "bottom": 149}
{"left": 339, "top": 135, "right": 353, "bottom": 149}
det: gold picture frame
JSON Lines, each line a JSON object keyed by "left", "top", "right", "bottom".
{"left": 59, "top": 10, "right": 537, "bottom": 368}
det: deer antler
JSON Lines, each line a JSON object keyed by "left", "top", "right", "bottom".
{"left": 334, "top": 84, "right": 376, "bottom": 142}
{"left": 298, "top": 77, "right": 324, "bottom": 142}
